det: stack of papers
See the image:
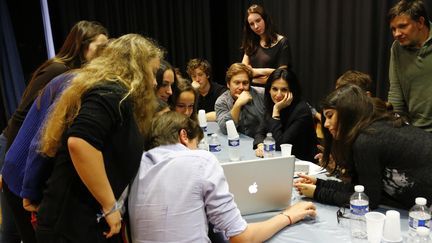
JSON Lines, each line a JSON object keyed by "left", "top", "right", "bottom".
{"left": 294, "top": 159, "right": 327, "bottom": 177}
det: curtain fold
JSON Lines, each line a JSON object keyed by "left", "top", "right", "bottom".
{"left": 0, "top": 0, "right": 25, "bottom": 126}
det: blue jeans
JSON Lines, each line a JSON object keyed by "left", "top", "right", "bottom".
{"left": 0, "top": 133, "right": 21, "bottom": 243}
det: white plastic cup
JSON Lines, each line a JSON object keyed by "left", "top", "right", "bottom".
{"left": 280, "top": 144, "right": 292, "bottom": 157}
{"left": 365, "top": 212, "right": 386, "bottom": 243}
{"left": 382, "top": 210, "right": 403, "bottom": 242}
{"left": 225, "top": 120, "right": 239, "bottom": 138}
{"left": 198, "top": 109, "right": 207, "bottom": 127}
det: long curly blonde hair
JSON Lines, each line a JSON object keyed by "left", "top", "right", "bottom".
{"left": 40, "top": 34, "right": 163, "bottom": 157}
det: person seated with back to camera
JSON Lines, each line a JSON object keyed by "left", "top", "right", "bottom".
{"left": 128, "top": 111, "right": 317, "bottom": 243}
{"left": 295, "top": 84, "right": 432, "bottom": 210}
{"left": 253, "top": 68, "right": 317, "bottom": 161}
{"left": 215, "top": 63, "right": 265, "bottom": 138}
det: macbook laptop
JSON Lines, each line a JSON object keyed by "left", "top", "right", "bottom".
{"left": 221, "top": 155, "right": 295, "bottom": 215}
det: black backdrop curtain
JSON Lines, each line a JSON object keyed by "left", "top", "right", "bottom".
{"left": 3, "top": 0, "right": 432, "bottom": 130}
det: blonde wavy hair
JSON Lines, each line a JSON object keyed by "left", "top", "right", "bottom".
{"left": 40, "top": 34, "right": 163, "bottom": 157}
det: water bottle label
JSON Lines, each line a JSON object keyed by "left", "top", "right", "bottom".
{"left": 350, "top": 204, "right": 369, "bottom": 216}
{"left": 201, "top": 126, "right": 207, "bottom": 132}
{"left": 264, "top": 143, "right": 275, "bottom": 152}
{"left": 409, "top": 217, "right": 431, "bottom": 228}
{"left": 228, "top": 139, "right": 240, "bottom": 147}
{"left": 209, "top": 144, "right": 221, "bottom": 152}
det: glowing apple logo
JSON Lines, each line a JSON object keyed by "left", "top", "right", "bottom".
{"left": 248, "top": 182, "right": 258, "bottom": 194}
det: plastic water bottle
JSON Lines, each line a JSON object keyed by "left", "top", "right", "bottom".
{"left": 350, "top": 185, "right": 369, "bottom": 239}
{"left": 198, "top": 136, "right": 209, "bottom": 151}
{"left": 263, "top": 133, "right": 276, "bottom": 158}
{"left": 228, "top": 136, "right": 240, "bottom": 161}
{"left": 410, "top": 227, "right": 432, "bottom": 243}
{"left": 197, "top": 123, "right": 209, "bottom": 151}
{"left": 409, "top": 197, "right": 431, "bottom": 237}
{"left": 209, "top": 133, "right": 221, "bottom": 154}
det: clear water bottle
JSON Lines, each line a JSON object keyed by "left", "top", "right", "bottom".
{"left": 228, "top": 136, "right": 240, "bottom": 161}
{"left": 198, "top": 136, "right": 209, "bottom": 151}
{"left": 409, "top": 197, "right": 431, "bottom": 236}
{"left": 198, "top": 124, "right": 209, "bottom": 151}
{"left": 350, "top": 185, "right": 369, "bottom": 239}
{"left": 209, "top": 133, "right": 221, "bottom": 154}
{"left": 410, "top": 227, "right": 432, "bottom": 243}
{"left": 263, "top": 133, "right": 276, "bottom": 158}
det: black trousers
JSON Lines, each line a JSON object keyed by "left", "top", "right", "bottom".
{"left": 2, "top": 182, "right": 37, "bottom": 243}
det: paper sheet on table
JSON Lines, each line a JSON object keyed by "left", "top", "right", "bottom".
{"left": 294, "top": 159, "right": 327, "bottom": 177}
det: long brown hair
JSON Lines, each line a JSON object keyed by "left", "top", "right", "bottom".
{"left": 20, "top": 21, "right": 108, "bottom": 106}
{"left": 241, "top": 4, "right": 278, "bottom": 56}
{"left": 30, "top": 20, "right": 108, "bottom": 78}
{"left": 39, "top": 34, "right": 163, "bottom": 157}
{"left": 321, "top": 84, "right": 404, "bottom": 174}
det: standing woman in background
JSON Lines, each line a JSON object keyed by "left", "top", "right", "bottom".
{"left": 253, "top": 68, "right": 317, "bottom": 161}
{"left": 35, "top": 34, "right": 163, "bottom": 243}
{"left": 0, "top": 20, "right": 108, "bottom": 243}
{"left": 241, "top": 4, "right": 292, "bottom": 86}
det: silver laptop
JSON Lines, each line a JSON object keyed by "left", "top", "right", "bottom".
{"left": 221, "top": 155, "right": 295, "bottom": 215}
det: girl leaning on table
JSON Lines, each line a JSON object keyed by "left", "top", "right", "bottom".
{"left": 34, "top": 34, "right": 163, "bottom": 243}
{"left": 253, "top": 68, "right": 317, "bottom": 161}
{"left": 295, "top": 84, "right": 432, "bottom": 210}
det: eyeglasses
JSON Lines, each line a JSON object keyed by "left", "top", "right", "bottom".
{"left": 336, "top": 205, "right": 352, "bottom": 224}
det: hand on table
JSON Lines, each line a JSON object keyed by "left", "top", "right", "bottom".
{"left": 294, "top": 174, "right": 317, "bottom": 198}
{"left": 283, "top": 201, "right": 317, "bottom": 224}
{"left": 294, "top": 183, "right": 316, "bottom": 198}
{"left": 255, "top": 143, "right": 264, "bottom": 158}
{"left": 295, "top": 174, "right": 317, "bottom": 185}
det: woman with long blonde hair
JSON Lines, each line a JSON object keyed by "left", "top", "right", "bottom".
{"left": 1, "top": 20, "right": 108, "bottom": 243}
{"left": 35, "top": 34, "right": 163, "bottom": 243}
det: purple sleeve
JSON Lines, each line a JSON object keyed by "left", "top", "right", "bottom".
{"left": 201, "top": 158, "right": 247, "bottom": 238}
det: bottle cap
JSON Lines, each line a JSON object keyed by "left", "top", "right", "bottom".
{"left": 415, "top": 197, "right": 427, "bottom": 206}
{"left": 354, "top": 185, "right": 364, "bottom": 192}
{"left": 211, "top": 133, "right": 217, "bottom": 138}
{"left": 266, "top": 132, "right": 272, "bottom": 137}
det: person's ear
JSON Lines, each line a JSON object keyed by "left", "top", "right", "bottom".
{"left": 179, "top": 129, "right": 189, "bottom": 145}
{"left": 419, "top": 16, "right": 425, "bottom": 25}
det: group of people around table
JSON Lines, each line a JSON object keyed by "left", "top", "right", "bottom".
{"left": 1, "top": 0, "right": 432, "bottom": 242}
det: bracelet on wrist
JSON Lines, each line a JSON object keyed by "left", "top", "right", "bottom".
{"left": 280, "top": 211, "right": 292, "bottom": 225}
{"left": 96, "top": 202, "right": 121, "bottom": 223}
